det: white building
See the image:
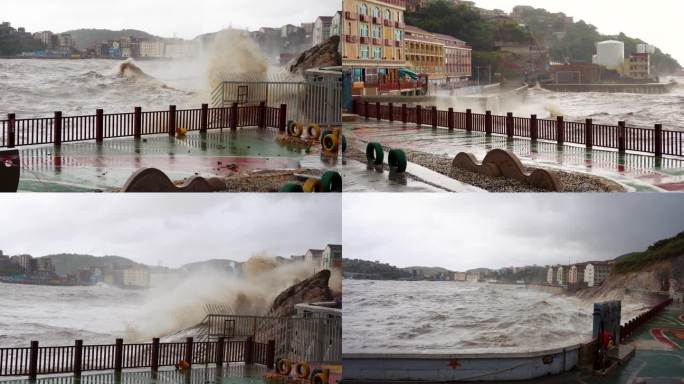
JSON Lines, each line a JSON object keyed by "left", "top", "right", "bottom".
{"left": 122, "top": 268, "right": 150, "bottom": 289}
{"left": 321, "top": 244, "right": 342, "bottom": 270}
{"left": 466, "top": 272, "right": 481, "bottom": 283}
{"left": 313, "top": 16, "right": 333, "bottom": 46}
{"left": 305, "top": 249, "right": 324, "bottom": 265}
{"left": 569, "top": 264, "right": 588, "bottom": 285}
{"left": 584, "top": 263, "right": 613, "bottom": 287}
{"left": 547, "top": 266, "right": 557, "bottom": 285}
{"left": 139, "top": 39, "right": 165, "bottom": 58}
{"left": 57, "top": 34, "right": 73, "bottom": 48}
{"left": 556, "top": 266, "right": 568, "bottom": 286}
{"left": 33, "top": 31, "right": 54, "bottom": 48}
{"left": 454, "top": 272, "right": 467, "bottom": 281}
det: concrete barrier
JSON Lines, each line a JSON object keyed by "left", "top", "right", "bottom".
{"left": 121, "top": 168, "right": 226, "bottom": 193}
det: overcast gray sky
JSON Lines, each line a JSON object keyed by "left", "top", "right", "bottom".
{"left": 0, "top": 195, "right": 341, "bottom": 268}
{"left": 3, "top": 0, "right": 338, "bottom": 39}
{"left": 475, "top": 0, "right": 684, "bottom": 64}
{"left": 344, "top": 194, "right": 684, "bottom": 271}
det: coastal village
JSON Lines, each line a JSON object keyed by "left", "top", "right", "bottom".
{"left": 0, "top": 244, "right": 342, "bottom": 289}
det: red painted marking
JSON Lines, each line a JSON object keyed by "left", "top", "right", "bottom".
{"left": 651, "top": 328, "right": 681, "bottom": 349}
{"left": 657, "top": 182, "right": 684, "bottom": 192}
{"left": 448, "top": 359, "right": 460, "bottom": 369}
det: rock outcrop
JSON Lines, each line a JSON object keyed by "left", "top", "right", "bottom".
{"left": 289, "top": 36, "right": 341, "bottom": 74}
{"left": 267, "top": 270, "right": 334, "bottom": 317}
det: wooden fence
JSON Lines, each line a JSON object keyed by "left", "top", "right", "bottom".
{"left": 0, "top": 102, "right": 287, "bottom": 149}
{"left": 620, "top": 298, "right": 673, "bottom": 342}
{"left": 353, "top": 100, "right": 684, "bottom": 158}
{"left": 0, "top": 337, "right": 274, "bottom": 379}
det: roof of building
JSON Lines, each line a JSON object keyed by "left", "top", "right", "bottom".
{"left": 326, "top": 244, "right": 342, "bottom": 252}
{"left": 306, "top": 249, "right": 324, "bottom": 257}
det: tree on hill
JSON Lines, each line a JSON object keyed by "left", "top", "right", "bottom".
{"left": 614, "top": 231, "right": 684, "bottom": 273}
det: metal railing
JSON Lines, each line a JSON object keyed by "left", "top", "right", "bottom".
{"left": 0, "top": 103, "right": 287, "bottom": 148}
{"left": 204, "top": 315, "right": 341, "bottom": 364}
{"left": 0, "top": 337, "right": 274, "bottom": 379}
{"left": 212, "top": 79, "right": 342, "bottom": 126}
{"left": 354, "top": 100, "right": 684, "bottom": 158}
{"left": 620, "top": 299, "right": 673, "bottom": 342}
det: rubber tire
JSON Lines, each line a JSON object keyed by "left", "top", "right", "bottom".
{"left": 307, "top": 124, "right": 321, "bottom": 140}
{"left": 388, "top": 149, "right": 408, "bottom": 173}
{"left": 291, "top": 123, "right": 304, "bottom": 138}
{"left": 303, "top": 178, "right": 322, "bottom": 192}
{"left": 310, "top": 368, "right": 324, "bottom": 383}
{"left": 366, "top": 142, "right": 384, "bottom": 165}
{"left": 322, "top": 134, "right": 339, "bottom": 152}
{"left": 276, "top": 358, "right": 292, "bottom": 376}
{"left": 295, "top": 363, "right": 311, "bottom": 379}
{"left": 321, "top": 171, "right": 343, "bottom": 193}
{"left": 320, "top": 129, "right": 332, "bottom": 146}
{"left": 280, "top": 183, "right": 303, "bottom": 193}
{"left": 341, "top": 135, "right": 347, "bottom": 153}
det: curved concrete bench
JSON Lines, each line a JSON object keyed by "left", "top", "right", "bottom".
{"left": 453, "top": 149, "right": 561, "bottom": 192}
{"left": 122, "top": 168, "right": 227, "bottom": 193}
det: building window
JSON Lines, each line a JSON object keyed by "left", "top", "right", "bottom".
{"left": 372, "top": 7, "right": 381, "bottom": 17}
{"left": 373, "top": 46, "right": 382, "bottom": 59}
{"left": 395, "top": 30, "right": 402, "bottom": 41}
{"left": 359, "top": 4, "right": 367, "bottom": 15}
{"left": 385, "top": 9, "right": 392, "bottom": 20}
{"left": 372, "top": 25, "right": 381, "bottom": 38}
{"left": 360, "top": 45, "right": 369, "bottom": 59}
{"left": 359, "top": 23, "right": 369, "bottom": 37}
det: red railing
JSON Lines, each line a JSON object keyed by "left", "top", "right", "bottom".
{"left": 0, "top": 102, "right": 288, "bottom": 149}
{"left": 353, "top": 101, "right": 684, "bottom": 157}
{"left": 620, "top": 299, "right": 673, "bottom": 342}
{"left": 0, "top": 337, "right": 273, "bottom": 379}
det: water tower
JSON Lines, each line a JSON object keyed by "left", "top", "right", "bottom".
{"left": 595, "top": 40, "right": 625, "bottom": 70}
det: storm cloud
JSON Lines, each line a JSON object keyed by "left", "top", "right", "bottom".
{"left": 343, "top": 194, "right": 684, "bottom": 271}
{"left": 0, "top": 194, "right": 341, "bottom": 267}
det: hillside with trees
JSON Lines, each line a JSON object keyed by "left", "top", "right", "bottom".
{"left": 614, "top": 232, "right": 684, "bottom": 274}
{"left": 343, "top": 258, "right": 412, "bottom": 280}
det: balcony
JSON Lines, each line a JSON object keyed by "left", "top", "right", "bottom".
{"left": 359, "top": 14, "right": 368, "bottom": 22}
{"left": 395, "top": 22, "right": 405, "bottom": 29}
{"left": 383, "top": 19, "right": 392, "bottom": 27}
{"left": 372, "top": 38, "right": 380, "bottom": 45}
{"left": 344, "top": 11, "right": 357, "bottom": 21}
{"left": 345, "top": 35, "right": 357, "bottom": 44}
{"left": 372, "top": 17, "right": 381, "bottom": 25}
{"left": 360, "top": 36, "right": 370, "bottom": 44}
{"left": 395, "top": 41, "right": 402, "bottom": 47}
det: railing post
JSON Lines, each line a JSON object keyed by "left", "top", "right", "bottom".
{"left": 258, "top": 101, "right": 266, "bottom": 128}
{"left": 278, "top": 104, "right": 287, "bottom": 132}
{"left": 388, "top": 102, "right": 394, "bottom": 122}
{"left": 485, "top": 111, "right": 492, "bottom": 136}
{"left": 416, "top": 105, "right": 422, "bottom": 127}
{"left": 28, "top": 341, "right": 38, "bottom": 381}
{"left": 364, "top": 101, "right": 370, "bottom": 120}
{"left": 618, "top": 121, "right": 626, "bottom": 154}
{"left": 266, "top": 340, "right": 275, "bottom": 370}
{"left": 96, "top": 109, "right": 103, "bottom": 143}
{"left": 168, "top": 105, "right": 177, "bottom": 136}
{"left": 230, "top": 103, "right": 238, "bottom": 130}
{"left": 448, "top": 108, "right": 454, "bottom": 131}
{"left": 466, "top": 109, "right": 472, "bottom": 132}
{"left": 654, "top": 124, "right": 663, "bottom": 158}
{"left": 201, "top": 104, "right": 209, "bottom": 133}
{"left": 134, "top": 107, "right": 142, "bottom": 139}
{"left": 556, "top": 116, "right": 564, "bottom": 146}
{"left": 151, "top": 338, "right": 160, "bottom": 373}
{"left": 506, "top": 112, "right": 514, "bottom": 138}
{"left": 216, "top": 337, "right": 225, "bottom": 368}
{"left": 53, "top": 111, "right": 62, "bottom": 146}
{"left": 7, "top": 114, "right": 15, "bottom": 148}
{"left": 74, "top": 340, "right": 83, "bottom": 378}
{"left": 352, "top": 99, "right": 358, "bottom": 115}
{"left": 244, "top": 336, "right": 254, "bottom": 365}
{"left": 530, "top": 115, "right": 538, "bottom": 141}
{"left": 431, "top": 106, "right": 438, "bottom": 129}
{"left": 185, "top": 337, "right": 193, "bottom": 368}
{"left": 401, "top": 104, "right": 407, "bottom": 123}
{"left": 114, "top": 338, "right": 123, "bottom": 373}
{"left": 585, "top": 119, "right": 593, "bottom": 149}
{"left": 376, "top": 102, "right": 381, "bottom": 121}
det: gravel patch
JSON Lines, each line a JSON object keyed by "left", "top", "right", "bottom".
{"left": 224, "top": 169, "right": 323, "bottom": 192}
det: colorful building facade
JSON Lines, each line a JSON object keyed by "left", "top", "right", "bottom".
{"left": 404, "top": 25, "right": 446, "bottom": 83}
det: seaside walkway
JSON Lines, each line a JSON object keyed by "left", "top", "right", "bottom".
{"left": 345, "top": 120, "right": 684, "bottom": 192}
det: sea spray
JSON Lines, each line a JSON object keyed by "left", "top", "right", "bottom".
{"left": 124, "top": 254, "right": 336, "bottom": 342}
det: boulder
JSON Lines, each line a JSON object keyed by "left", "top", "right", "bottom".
{"left": 267, "top": 270, "right": 334, "bottom": 317}
{"left": 289, "top": 36, "right": 341, "bottom": 74}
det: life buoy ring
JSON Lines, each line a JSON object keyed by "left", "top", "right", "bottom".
{"left": 320, "top": 129, "right": 332, "bottom": 146}
{"left": 303, "top": 178, "right": 322, "bottom": 192}
{"left": 275, "top": 358, "right": 292, "bottom": 376}
{"left": 388, "top": 149, "right": 408, "bottom": 173}
{"left": 366, "top": 142, "right": 384, "bottom": 165}
{"left": 321, "top": 171, "right": 343, "bottom": 193}
{"left": 290, "top": 122, "right": 304, "bottom": 138}
{"left": 295, "top": 362, "right": 311, "bottom": 379}
{"left": 322, "top": 134, "right": 339, "bottom": 152}
{"left": 307, "top": 124, "right": 321, "bottom": 140}
{"left": 310, "top": 368, "right": 329, "bottom": 384}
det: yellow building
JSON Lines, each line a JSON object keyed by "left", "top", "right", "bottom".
{"left": 434, "top": 33, "right": 472, "bottom": 82}
{"left": 404, "top": 25, "right": 446, "bottom": 83}
{"left": 341, "top": 0, "right": 408, "bottom": 95}
{"left": 625, "top": 53, "right": 651, "bottom": 80}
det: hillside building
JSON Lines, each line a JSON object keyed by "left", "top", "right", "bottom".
{"left": 313, "top": 16, "right": 334, "bottom": 46}
{"left": 556, "top": 265, "right": 569, "bottom": 285}
{"left": 569, "top": 263, "right": 588, "bottom": 285}
{"left": 547, "top": 266, "right": 557, "bottom": 285}
{"left": 321, "top": 244, "right": 342, "bottom": 270}
{"left": 404, "top": 25, "right": 445, "bottom": 84}
{"left": 454, "top": 272, "right": 467, "bottom": 281}
{"left": 585, "top": 263, "right": 613, "bottom": 287}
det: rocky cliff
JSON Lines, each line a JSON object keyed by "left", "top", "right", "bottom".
{"left": 288, "top": 36, "right": 341, "bottom": 74}
{"left": 267, "top": 269, "right": 334, "bottom": 317}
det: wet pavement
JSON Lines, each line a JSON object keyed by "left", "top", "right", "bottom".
{"left": 346, "top": 120, "right": 684, "bottom": 192}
